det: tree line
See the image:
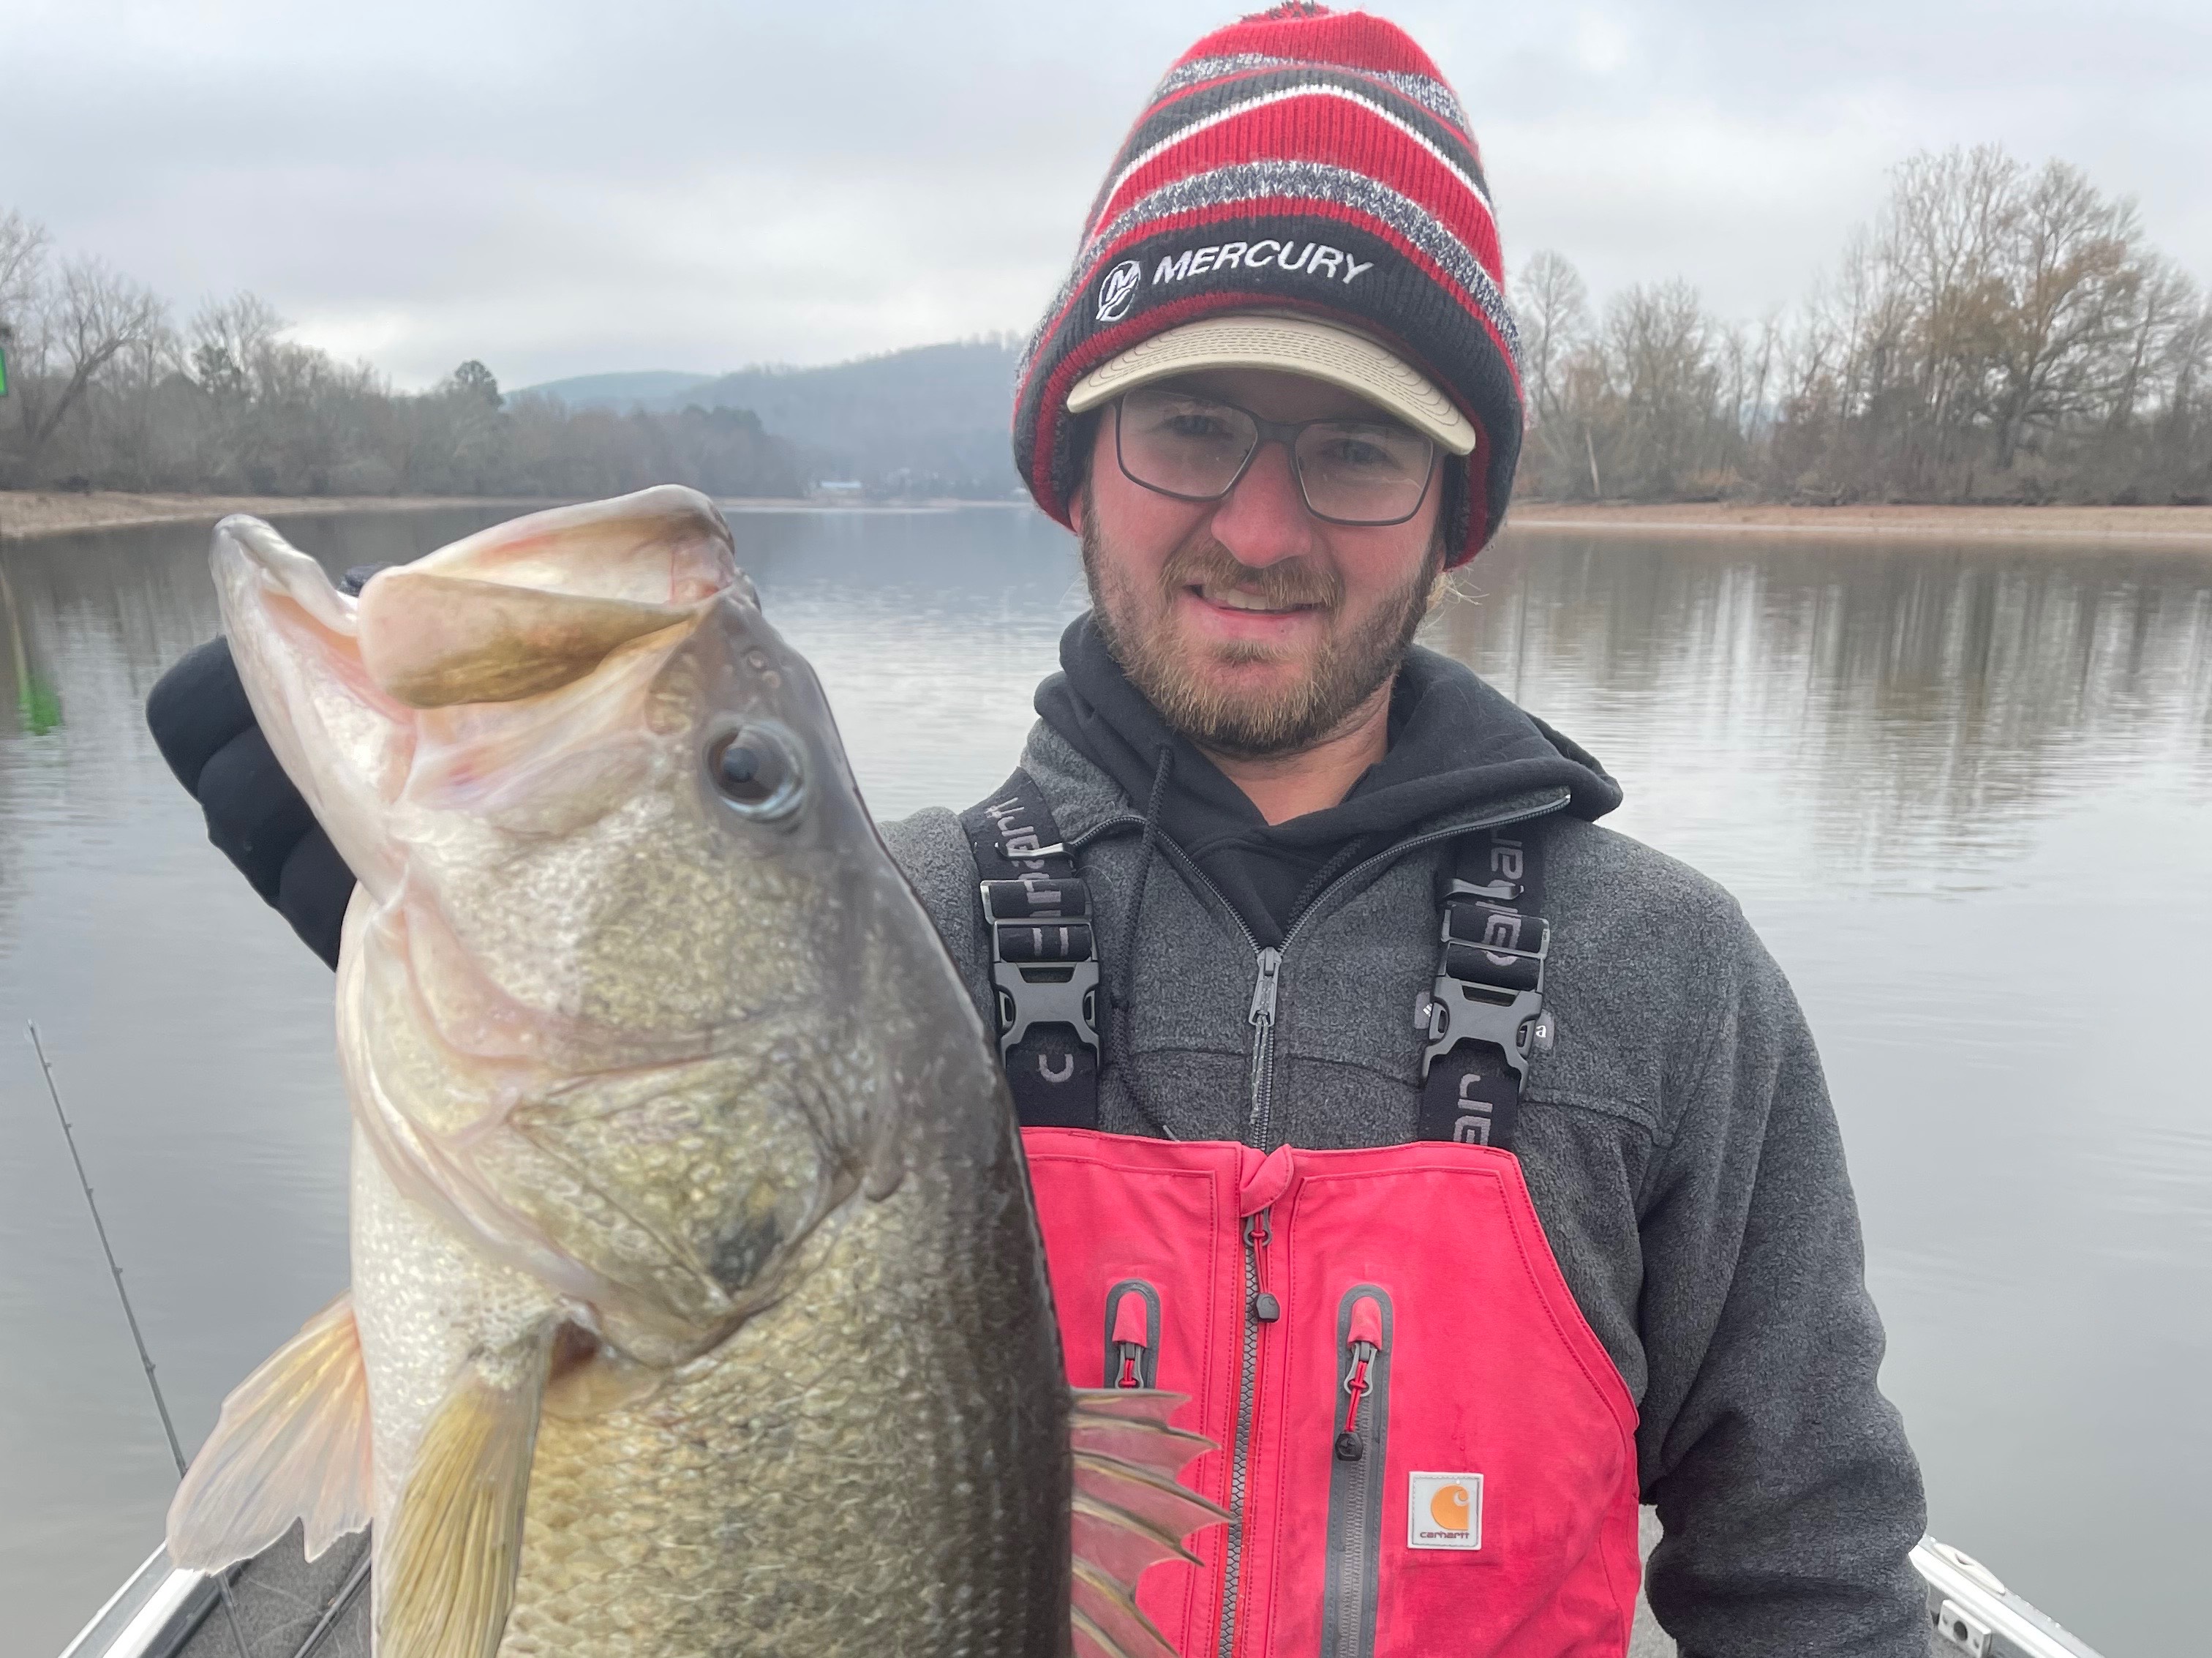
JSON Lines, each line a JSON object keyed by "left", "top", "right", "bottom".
{"left": 5, "top": 142, "right": 2207, "bottom": 508}
{"left": 1516, "top": 145, "right": 2212, "bottom": 505}
{"left": 0, "top": 217, "right": 801, "bottom": 500}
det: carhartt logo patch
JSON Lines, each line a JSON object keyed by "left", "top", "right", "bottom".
{"left": 1096, "top": 258, "right": 1144, "bottom": 322}
{"left": 1407, "top": 1472, "right": 1482, "bottom": 1549}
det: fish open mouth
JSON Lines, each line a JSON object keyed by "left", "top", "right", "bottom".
{"left": 217, "top": 484, "right": 744, "bottom": 710}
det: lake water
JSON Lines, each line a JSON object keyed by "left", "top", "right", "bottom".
{"left": 2, "top": 505, "right": 2208, "bottom": 1655}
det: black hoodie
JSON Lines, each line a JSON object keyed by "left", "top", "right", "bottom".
{"left": 1033, "top": 614, "right": 1623, "bottom": 945}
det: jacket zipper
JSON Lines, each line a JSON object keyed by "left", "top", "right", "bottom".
{"left": 1219, "top": 1204, "right": 1277, "bottom": 1658}
{"left": 1246, "top": 947, "right": 1282, "bottom": 1141}
{"left": 1066, "top": 789, "right": 1568, "bottom": 1657}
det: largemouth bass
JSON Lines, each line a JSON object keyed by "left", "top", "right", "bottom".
{"left": 166, "top": 487, "right": 1219, "bottom": 1658}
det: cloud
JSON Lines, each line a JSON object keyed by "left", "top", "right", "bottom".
{"left": 5, "top": 0, "right": 2205, "bottom": 387}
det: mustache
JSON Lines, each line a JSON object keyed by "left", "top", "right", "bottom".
{"left": 1159, "top": 539, "right": 1344, "bottom": 611}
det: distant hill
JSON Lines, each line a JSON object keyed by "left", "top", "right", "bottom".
{"left": 519, "top": 370, "right": 715, "bottom": 408}
{"left": 522, "top": 340, "right": 1024, "bottom": 499}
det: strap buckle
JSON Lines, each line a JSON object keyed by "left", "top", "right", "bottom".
{"left": 1417, "top": 877, "right": 1550, "bottom": 1085}
{"left": 982, "top": 881, "right": 1101, "bottom": 1062}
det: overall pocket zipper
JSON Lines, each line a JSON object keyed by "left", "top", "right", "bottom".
{"left": 1321, "top": 1285, "right": 1393, "bottom": 1658}
{"left": 1102, "top": 1278, "right": 1161, "bottom": 1390}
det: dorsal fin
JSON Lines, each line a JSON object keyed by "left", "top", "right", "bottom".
{"left": 1067, "top": 1388, "right": 1227, "bottom": 1658}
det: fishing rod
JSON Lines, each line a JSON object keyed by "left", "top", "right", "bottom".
{"left": 27, "top": 1021, "right": 250, "bottom": 1658}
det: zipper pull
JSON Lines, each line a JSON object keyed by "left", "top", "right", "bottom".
{"left": 1336, "top": 1341, "right": 1377, "bottom": 1458}
{"left": 1336, "top": 1296, "right": 1385, "bottom": 1459}
{"left": 1244, "top": 1209, "right": 1279, "bottom": 1324}
{"left": 1109, "top": 1288, "right": 1151, "bottom": 1389}
{"left": 1248, "top": 946, "right": 1282, "bottom": 1029}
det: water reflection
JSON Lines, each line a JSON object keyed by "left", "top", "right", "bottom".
{"left": 0, "top": 508, "right": 2205, "bottom": 1655}
{"left": 1448, "top": 533, "right": 2212, "bottom": 894}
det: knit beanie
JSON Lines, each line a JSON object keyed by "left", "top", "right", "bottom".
{"left": 1012, "top": 3, "right": 1521, "bottom": 566}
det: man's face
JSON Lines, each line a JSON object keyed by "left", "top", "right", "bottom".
{"left": 1075, "top": 364, "right": 1445, "bottom": 760}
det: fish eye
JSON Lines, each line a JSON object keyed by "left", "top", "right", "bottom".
{"left": 707, "top": 722, "right": 805, "bottom": 821}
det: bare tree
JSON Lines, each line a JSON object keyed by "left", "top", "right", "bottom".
{"left": 1985, "top": 162, "right": 2142, "bottom": 468}
{"left": 1515, "top": 250, "right": 1590, "bottom": 427}
{"left": 0, "top": 211, "right": 53, "bottom": 478}
{"left": 190, "top": 292, "right": 285, "bottom": 397}
{"left": 2105, "top": 259, "right": 2196, "bottom": 429}
{"left": 1513, "top": 250, "right": 1598, "bottom": 498}
{"left": 1603, "top": 281, "right": 1729, "bottom": 495}
{"left": 0, "top": 209, "right": 49, "bottom": 326}
{"left": 1881, "top": 145, "right": 2017, "bottom": 457}
{"left": 10, "top": 258, "right": 170, "bottom": 468}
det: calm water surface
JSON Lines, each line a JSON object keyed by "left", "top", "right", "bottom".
{"left": 2, "top": 506, "right": 2207, "bottom": 1654}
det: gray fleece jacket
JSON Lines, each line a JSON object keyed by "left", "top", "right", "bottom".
{"left": 881, "top": 676, "right": 1928, "bottom": 1657}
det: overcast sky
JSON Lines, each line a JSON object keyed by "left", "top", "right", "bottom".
{"left": 9, "top": 0, "right": 2208, "bottom": 390}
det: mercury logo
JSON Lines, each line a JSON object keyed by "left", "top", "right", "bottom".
{"left": 1148, "top": 240, "right": 1375, "bottom": 287}
{"left": 1408, "top": 1471, "right": 1483, "bottom": 1550}
{"left": 1096, "top": 258, "right": 1143, "bottom": 323}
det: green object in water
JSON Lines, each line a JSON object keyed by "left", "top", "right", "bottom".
{"left": 1, "top": 558, "right": 62, "bottom": 734}
{"left": 19, "top": 675, "right": 61, "bottom": 734}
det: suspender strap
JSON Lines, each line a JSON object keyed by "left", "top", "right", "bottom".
{"left": 959, "top": 770, "right": 1102, "bottom": 1130}
{"left": 1415, "top": 823, "right": 1553, "bottom": 1150}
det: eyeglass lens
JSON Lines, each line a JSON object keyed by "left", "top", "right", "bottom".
{"left": 1116, "top": 386, "right": 1436, "bottom": 525}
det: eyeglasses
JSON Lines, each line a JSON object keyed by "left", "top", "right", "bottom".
{"left": 1112, "top": 385, "right": 1439, "bottom": 527}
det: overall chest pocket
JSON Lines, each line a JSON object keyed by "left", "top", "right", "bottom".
{"left": 1263, "top": 1154, "right": 1642, "bottom": 1658}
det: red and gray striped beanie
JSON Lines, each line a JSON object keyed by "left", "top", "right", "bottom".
{"left": 1012, "top": 4, "right": 1522, "bottom": 567}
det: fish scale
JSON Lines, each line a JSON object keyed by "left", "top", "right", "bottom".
{"left": 503, "top": 1155, "right": 1068, "bottom": 1655}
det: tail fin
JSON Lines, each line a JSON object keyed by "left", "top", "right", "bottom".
{"left": 1068, "top": 1388, "right": 1227, "bottom": 1658}
{"left": 167, "top": 1292, "right": 373, "bottom": 1569}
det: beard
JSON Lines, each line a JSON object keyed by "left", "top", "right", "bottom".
{"left": 1081, "top": 506, "right": 1440, "bottom": 761}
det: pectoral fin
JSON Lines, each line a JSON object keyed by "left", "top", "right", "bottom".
{"left": 1066, "top": 1388, "right": 1227, "bottom": 1658}
{"left": 377, "top": 1328, "right": 554, "bottom": 1658}
{"left": 167, "top": 1291, "right": 373, "bottom": 1570}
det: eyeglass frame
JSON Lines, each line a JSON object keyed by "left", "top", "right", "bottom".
{"left": 1108, "top": 388, "right": 1440, "bottom": 528}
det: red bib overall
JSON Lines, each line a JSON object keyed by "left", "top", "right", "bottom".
{"left": 1028, "top": 1128, "right": 1642, "bottom": 1658}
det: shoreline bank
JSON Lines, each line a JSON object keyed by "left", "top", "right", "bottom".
{"left": 0, "top": 490, "right": 1031, "bottom": 540}
{"left": 0, "top": 491, "right": 554, "bottom": 540}
{"left": 1505, "top": 500, "right": 2212, "bottom": 546}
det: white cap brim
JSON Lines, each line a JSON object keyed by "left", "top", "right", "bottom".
{"left": 1064, "top": 312, "right": 1476, "bottom": 457}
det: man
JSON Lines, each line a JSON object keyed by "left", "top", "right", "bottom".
{"left": 148, "top": 6, "right": 1927, "bottom": 1654}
